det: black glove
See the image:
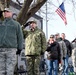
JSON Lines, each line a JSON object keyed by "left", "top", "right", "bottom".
{"left": 40, "top": 51, "right": 44, "bottom": 55}
{"left": 63, "top": 57, "right": 65, "bottom": 59}
{"left": 16, "top": 49, "right": 22, "bottom": 55}
{"left": 24, "top": 22, "right": 30, "bottom": 28}
{"left": 0, "top": 11, "right": 3, "bottom": 18}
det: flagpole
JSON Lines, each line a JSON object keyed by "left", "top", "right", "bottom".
{"left": 72, "top": 0, "right": 76, "bottom": 20}
{"left": 57, "top": 0, "right": 60, "bottom": 5}
{"left": 46, "top": 0, "right": 48, "bottom": 40}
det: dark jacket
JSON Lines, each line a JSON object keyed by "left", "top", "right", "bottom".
{"left": 63, "top": 39, "right": 72, "bottom": 57}
{"left": 46, "top": 41, "right": 61, "bottom": 60}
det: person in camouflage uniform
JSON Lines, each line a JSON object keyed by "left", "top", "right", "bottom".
{"left": 71, "top": 38, "right": 76, "bottom": 74}
{"left": 0, "top": 8, "right": 23, "bottom": 75}
{"left": 23, "top": 20, "right": 47, "bottom": 75}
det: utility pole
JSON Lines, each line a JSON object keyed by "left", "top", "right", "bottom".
{"left": 46, "top": 0, "right": 48, "bottom": 40}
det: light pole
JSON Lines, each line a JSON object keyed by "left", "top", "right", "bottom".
{"left": 46, "top": 0, "right": 48, "bottom": 40}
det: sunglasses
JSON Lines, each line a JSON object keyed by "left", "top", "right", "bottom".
{"left": 4, "top": 10, "right": 9, "bottom": 12}
{"left": 50, "top": 37, "right": 54, "bottom": 38}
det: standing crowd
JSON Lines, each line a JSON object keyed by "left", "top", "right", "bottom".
{"left": 0, "top": 7, "right": 76, "bottom": 75}
{"left": 44, "top": 33, "right": 73, "bottom": 75}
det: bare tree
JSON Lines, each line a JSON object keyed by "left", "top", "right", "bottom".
{"left": 0, "top": 0, "right": 47, "bottom": 26}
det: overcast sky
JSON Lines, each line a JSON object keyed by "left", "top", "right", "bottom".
{"left": 12, "top": 0, "right": 76, "bottom": 42}
{"left": 41, "top": 0, "right": 76, "bottom": 42}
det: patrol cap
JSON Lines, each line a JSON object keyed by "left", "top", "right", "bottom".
{"left": 28, "top": 20, "right": 37, "bottom": 24}
{"left": 55, "top": 33, "right": 59, "bottom": 36}
{"left": 24, "top": 20, "right": 37, "bottom": 27}
{"left": 50, "top": 34, "right": 54, "bottom": 38}
{"left": 3, "top": 8, "right": 12, "bottom": 12}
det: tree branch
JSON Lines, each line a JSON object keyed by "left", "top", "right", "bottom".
{"left": 17, "top": 0, "right": 47, "bottom": 25}
{"left": 16, "top": 0, "right": 23, "bottom": 5}
{"left": 17, "top": 0, "right": 33, "bottom": 24}
{"left": 25, "top": 0, "right": 47, "bottom": 23}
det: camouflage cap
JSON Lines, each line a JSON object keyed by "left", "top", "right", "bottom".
{"left": 24, "top": 20, "right": 37, "bottom": 27}
{"left": 3, "top": 8, "right": 12, "bottom": 12}
{"left": 28, "top": 20, "right": 37, "bottom": 24}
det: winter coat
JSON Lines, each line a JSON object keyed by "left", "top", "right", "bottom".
{"left": 71, "top": 42, "right": 76, "bottom": 66}
{"left": 56, "top": 38, "right": 67, "bottom": 58}
{"left": 63, "top": 39, "right": 72, "bottom": 57}
{"left": 23, "top": 27, "right": 47, "bottom": 55}
{"left": 46, "top": 41, "right": 61, "bottom": 60}
{"left": 0, "top": 18, "right": 23, "bottom": 50}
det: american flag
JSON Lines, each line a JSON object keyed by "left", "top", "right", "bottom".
{"left": 55, "top": 2, "right": 67, "bottom": 25}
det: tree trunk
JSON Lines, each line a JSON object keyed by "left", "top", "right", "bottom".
{"left": 17, "top": 0, "right": 47, "bottom": 25}
{"left": 0, "top": 0, "right": 47, "bottom": 25}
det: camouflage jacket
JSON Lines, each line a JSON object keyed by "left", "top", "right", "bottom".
{"left": 23, "top": 27, "right": 47, "bottom": 55}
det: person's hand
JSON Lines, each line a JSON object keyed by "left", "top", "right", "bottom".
{"left": 63, "top": 57, "right": 65, "bottom": 59}
{"left": 24, "top": 22, "right": 30, "bottom": 28}
{"left": 58, "top": 60, "right": 61, "bottom": 64}
{"left": 16, "top": 49, "right": 22, "bottom": 55}
{"left": 0, "top": 11, "right": 3, "bottom": 18}
{"left": 40, "top": 51, "right": 44, "bottom": 55}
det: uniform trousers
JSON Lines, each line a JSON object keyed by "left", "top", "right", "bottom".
{"left": 0, "top": 48, "right": 17, "bottom": 75}
{"left": 25, "top": 55, "right": 41, "bottom": 75}
{"left": 72, "top": 49, "right": 76, "bottom": 73}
